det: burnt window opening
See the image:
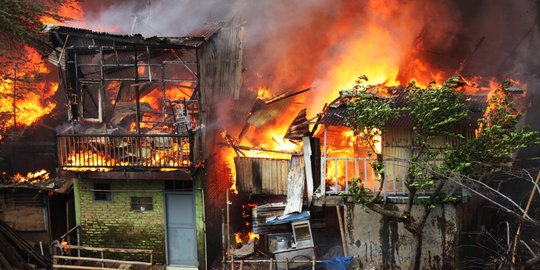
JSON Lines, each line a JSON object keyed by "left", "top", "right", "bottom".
{"left": 131, "top": 197, "right": 153, "bottom": 211}
{"left": 164, "top": 180, "right": 193, "bottom": 192}
{"left": 93, "top": 183, "right": 112, "bottom": 201}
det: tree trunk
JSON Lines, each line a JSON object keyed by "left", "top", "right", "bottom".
{"left": 411, "top": 230, "right": 423, "bottom": 270}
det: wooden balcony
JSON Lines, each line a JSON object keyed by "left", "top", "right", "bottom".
{"left": 57, "top": 134, "right": 191, "bottom": 171}
{"left": 322, "top": 157, "right": 410, "bottom": 197}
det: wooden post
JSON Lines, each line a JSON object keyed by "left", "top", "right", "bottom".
{"left": 226, "top": 190, "right": 231, "bottom": 252}
{"left": 134, "top": 46, "right": 141, "bottom": 134}
{"left": 336, "top": 205, "right": 349, "bottom": 256}
{"left": 312, "top": 256, "right": 316, "bottom": 270}
{"left": 511, "top": 171, "right": 540, "bottom": 268}
{"left": 100, "top": 250, "right": 105, "bottom": 268}
{"left": 222, "top": 208, "right": 226, "bottom": 270}
{"left": 239, "top": 260, "right": 244, "bottom": 270}
{"left": 12, "top": 65, "right": 17, "bottom": 128}
{"left": 285, "top": 258, "right": 289, "bottom": 270}
{"left": 231, "top": 253, "right": 235, "bottom": 270}
{"left": 269, "top": 258, "right": 273, "bottom": 270}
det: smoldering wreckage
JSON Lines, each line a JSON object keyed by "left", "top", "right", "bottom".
{"left": 0, "top": 2, "right": 539, "bottom": 270}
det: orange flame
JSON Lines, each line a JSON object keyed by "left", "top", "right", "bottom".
{"left": 11, "top": 169, "right": 50, "bottom": 183}
{"left": 234, "top": 232, "right": 242, "bottom": 244}
{"left": 0, "top": 46, "right": 58, "bottom": 134}
{"left": 40, "top": 2, "right": 84, "bottom": 25}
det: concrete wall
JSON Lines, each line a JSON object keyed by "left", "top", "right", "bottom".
{"left": 345, "top": 203, "right": 457, "bottom": 269}
{"left": 74, "top": 179, "right": 166, "bottom": 263}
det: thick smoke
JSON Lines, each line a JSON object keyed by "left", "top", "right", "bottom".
{"left": 72, "top": 0, "right": 539, "bottom": 115}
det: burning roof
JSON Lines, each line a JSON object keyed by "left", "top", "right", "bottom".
{"left": 317, "top": 89, "right": 487, "bottom": 128}
{"left": 1, "top": 170, "right": 72, "bottom": 193}
{"left": 48, "top": 21, "right": 224, "bottom": 49}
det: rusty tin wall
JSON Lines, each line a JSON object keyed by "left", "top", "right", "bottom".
{"left": 234, "top": 157, "right": 289, "bottom": 195}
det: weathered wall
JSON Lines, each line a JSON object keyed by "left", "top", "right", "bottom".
{"left": 345, "top": 203, "right": 457, "bottom": 269}
{"left": 0, "top": 189, "right": 50, "bottom": 245}
{"left": 75, "top": 179, "right": 165, "bottom": 264}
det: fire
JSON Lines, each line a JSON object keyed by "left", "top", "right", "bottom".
{"left": 64, "top": 150, "right": 116, "bottom": 172}
{"left": 63, "top": 139, "right": 190, "bottom": 172}
{"left": 10, "top": 169, "right": 50, "bottom": 183}
{"left": 220, "top": 0, "right": 453, "bottom": 193}
{"left": 40, "top": 2, "right": 84, "bottom": 25}
{"left": 475, "top": 79, "right": 524, "bottom": 137}
{"left": 257, "top": 87, "right": 272, "bottom": 100}
{"left": 321, "top": 126, "right": 382, "bottom": 191}
{"left": 0, "top": 46, "right": 58, "bottom": 135}
{"left": 234, "top": 231, "right": 260, "bottom": 246}
{"left": 249, "top": 231, "right": 260, "bottom": 241}
{"left": 235, "top": 232, "right": 242, "bottom": 244}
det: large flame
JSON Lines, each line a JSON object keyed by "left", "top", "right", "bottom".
{"left": 11, "top": 169, "right": 50, "bottom": 183}
{"left": 0, "top": 46, "right": 58, "bottom": 135}
{"left": 0, "top": 1, "right": 87, "bottom": 138}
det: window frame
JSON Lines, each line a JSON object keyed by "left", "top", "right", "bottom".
{"left": 93, "top": 183, "right": 112, "bottom": 202}
{"left": 130, "top": 196, "right": 154, "bottom": 211}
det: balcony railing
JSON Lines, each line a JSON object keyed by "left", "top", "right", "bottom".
{"left": 57, "top": 134, "right": 191, "bottom": 171}
{"left": 322, "top": 157, "right": 410, "bottom": 197}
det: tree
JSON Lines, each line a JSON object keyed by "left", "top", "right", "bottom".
{"left": 0, "top": 0, "right": 76, "bottom": 142}
{"left": 345, "top": 76, "right": 538, "bottom": 270}
{"left": 0, "top": 0, "right": 72, "bottom": 54}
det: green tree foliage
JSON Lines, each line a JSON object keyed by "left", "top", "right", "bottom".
{"left": 0, "top": 0, "right": 69, "bottom": 53}
{"left": 446, "top": 82, "right": 539, "bottom": 175}
{"left": 405, "top": 78, "right": 470, "bottom": 192}
{"left": 345, "top": 76, "right": 400, "bottom": 155}
{"left": 345, "top": 76, "right": 538, "bottom": 270}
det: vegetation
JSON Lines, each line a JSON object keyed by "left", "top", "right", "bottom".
{"left": 345, "top": 75, "right": 538, "bottom": 270}
{"left": 0, "top": 0, "right": 72, "bottom": 54}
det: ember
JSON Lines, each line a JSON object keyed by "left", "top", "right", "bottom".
{"left": 2, "top": 169, "right": 50, "bottom": 183}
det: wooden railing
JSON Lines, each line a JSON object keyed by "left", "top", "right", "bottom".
{"left": 57, "top": 134, "right": 191, "bottom": 171}
{"left": 52, "top": 244, "right": 153, "bottom": 270}
{"left": 322, "top": 157, "right": 410, "bottom": 197}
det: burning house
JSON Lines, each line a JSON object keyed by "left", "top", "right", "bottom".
{"left": 47, "top": 21, "right": 243, "bottom": 269}
{"left": 0, "top": 1, "right": 536, "bottom": 269}
{"left": 224, "top": 79, "right": 514, "bottom": 269}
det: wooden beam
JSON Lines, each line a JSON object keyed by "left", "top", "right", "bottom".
{"left": 74, "top": 171, "right": 192, "bottom": 181}
{"left": 336, "top": 205, "right": 349, "bottom": 256}
{"left": 53, "top": 265, "right": 120, "bottom": 270}
{"left": 53, "top": 255, "right": 151, "bottom": 266}
{"left": 303, "top": 137, "right": 314, "bottom": 205}
{"left": 234, "top": 145, "right": 295, "bottom": 155}
{"left": 53, "top": 244, "right": 152, "bottom": 254}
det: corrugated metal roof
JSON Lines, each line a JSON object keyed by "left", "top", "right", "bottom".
{"left": 284, "top": 108, "right": 309, "bottom": 141}
{"left": 50, "top": 21, "right": 224, "bottom": 48}
{"left": 318, "top": 93, "right": 487, "bottom": 128}
{"left": 185, "top": 21, "right": 225, "bottom": 47}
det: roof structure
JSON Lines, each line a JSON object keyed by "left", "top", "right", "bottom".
{"left": 49, "top": 21, "right": 224, "bottom": 49}
{"left": 0, "top": 177, "right": 72, "bottom": 193}
{"left": 317, "top": 90, "right": 487, "bottom": 128}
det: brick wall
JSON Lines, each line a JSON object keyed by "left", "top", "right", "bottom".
{"left": 76, "top": 179, "right": 166, "bottom": 264}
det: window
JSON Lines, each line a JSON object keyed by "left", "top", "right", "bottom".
{"left": 292, "top": 221, "right": 314, "bottom": 248}
{"left": 93, "top": 183, "right": 112, "bottom": 201}
{"left": 164, "top": 180, "right": 193, "bottom": 192}
{"left": 131, "top": 197, "right": 153, "bottom": 211}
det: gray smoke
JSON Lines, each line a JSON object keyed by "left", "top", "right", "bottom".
{"left": 70, "top": 0, "right": 540, "bottom": 124}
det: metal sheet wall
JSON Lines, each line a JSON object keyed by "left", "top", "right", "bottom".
{"left": 234, "top": 157, "right": 289, "bottom": 195}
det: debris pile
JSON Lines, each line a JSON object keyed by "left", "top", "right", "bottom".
{"left": 0, "top": 219, "right": 51, "bottom": 269}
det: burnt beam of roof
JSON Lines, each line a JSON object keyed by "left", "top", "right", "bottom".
{"left": 49, "top": 21, "right": 225, "bottom": 49}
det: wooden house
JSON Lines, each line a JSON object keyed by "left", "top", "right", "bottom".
{"left": 48, "top": 21, "right": 243, "bottom": 269}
